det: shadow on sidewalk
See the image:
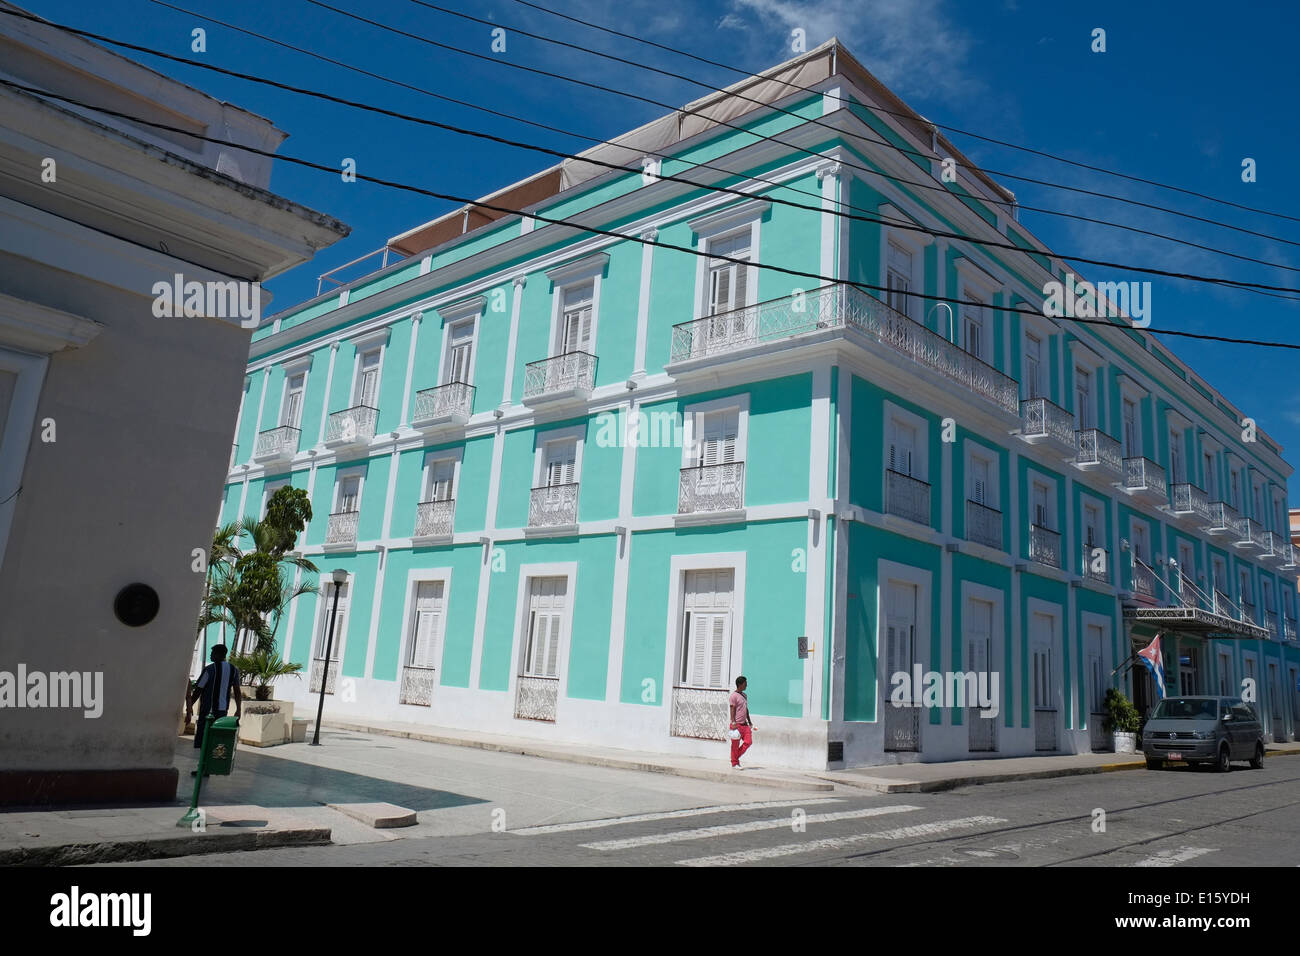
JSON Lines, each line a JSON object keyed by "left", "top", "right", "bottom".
{"left": 174, "top": 740, "right": 486, "bottom": 813}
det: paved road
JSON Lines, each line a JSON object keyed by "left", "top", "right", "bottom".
{"left": 119, "top": 741, "right": 1300, "bottom": 866}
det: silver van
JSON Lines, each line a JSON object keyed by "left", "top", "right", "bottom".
{"left": 1140, "top": 696, "right": 1264, "bottom": 772}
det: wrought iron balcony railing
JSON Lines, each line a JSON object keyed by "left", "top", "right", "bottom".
{"left": 1081, "top": 545, "right": 1109, "bottom": 584}
{"left": 1285, "top": 617, "right": 1297, "bottom": 641}
{"left": 528, "top": 482, "right": 579, "bottom": 528}
{"left": 1240, "top": 601, "right": 1256, "bottom": 625}
{"left": 965, "top": 499, "right": 1002, "bottom": 550}
{"left": 413, "top": 498, "right": 455, "bottom": 539}
{"left": 1242, "top": 518, "right": 1265, "bottom": 552}
{"left": 1258, "top": 528, "right": 1283, "bottom": 561}
{"left": 885, "top": 469, "right": 931, "bottom": 525}
{"left": 412, "top": 382, "right": 475, "bottom": 427}
{"left": 325, "top": 510, "right": 359, "bottom": 548}
{"left": 1075, "top": 428, "right": 1122, "bottom": 478}
{"left": 253, "top": 425, "right": 301, "bottom": 461}
{"left": 678, "top": 462, "right": 745, "bottom": 515}
{"left": 1019, "top": 397, "right": 1075, "bottom": 451}
{"left": 325, "top": 405, "right": 378, "bottom": 446}
{"left": 399, "top": 665, "right": 436, "bottom": 706}
{"left": 1206, "top": 500, "right": 1246, "bottom": 539}
{"left": 668, "top": 285, "right": 1019, "bottom": 413}
{"left": 1213, "top": 589, "right": 1233, "bottom": 616}
{"left": 1263, "top": 609, "right": 1279, "bottom": 639}
{"left": 1170, "top": 483, "right": 1212, "bottom": 522}
{"left": 1132, "top": 562, "right": 1158, "bottom": 600}
{"left": 1281, "top": 541, "right": 1297, "bottom": 569}
{"left": 1122, "top": 456, "right": 1167, "bottom": 501}
{"left": 523, "top": 350, "right": 596, "bottom": 401}
{"left": 1029, "top": 524, "right": 1061, "bottom": 569}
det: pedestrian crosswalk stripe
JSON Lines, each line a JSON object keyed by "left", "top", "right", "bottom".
{"left": 580, "top": 805, "right": 922, "bottom": 851}
{"left": 676, "top": 815, "right": 1006, "bottom": 866}
{"left": 1133, "top": 846, "right": 1218, "bottom": 867}
{"left": 512, "top": 798, "right": 843, "bottom": 835}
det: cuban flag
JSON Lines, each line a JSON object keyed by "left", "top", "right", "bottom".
{"left": 1137, "top": 634, "right": 1166, "bottom": 699}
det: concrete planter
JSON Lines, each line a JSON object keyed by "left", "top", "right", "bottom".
{"left": 239, "top": 708, "right": 286, "bottom": 747}
{"left": 1113, "top": 731, "right": 1137, "bottom": 754}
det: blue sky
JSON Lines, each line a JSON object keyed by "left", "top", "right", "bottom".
{"left": 27, "top": 0, "right": 1300, "bottom": 494}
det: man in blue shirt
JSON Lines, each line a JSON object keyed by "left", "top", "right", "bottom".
{"left": 186, "top": 644, "right": 242, "bottom": 749}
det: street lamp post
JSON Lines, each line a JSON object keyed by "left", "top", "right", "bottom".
{"left": 310, "top": 568, "right": 348, "bottom": 746}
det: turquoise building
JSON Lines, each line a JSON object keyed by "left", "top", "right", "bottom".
{"left": 217, "top": 42, "right": 1300, "bottom": 768}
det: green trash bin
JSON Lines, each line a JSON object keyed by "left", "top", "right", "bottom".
{"left": 201, "top": 716, "right": 240, "bottom": 776}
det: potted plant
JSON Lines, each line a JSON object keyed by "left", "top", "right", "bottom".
{"left": 1102, "top": 688, "right": 1141, "bottom": 753}
{"left": 230, "top": 649, "right": 304, "bottom": 702}
{"left": 239, "top": 703, "right": 287, "bottom": 747}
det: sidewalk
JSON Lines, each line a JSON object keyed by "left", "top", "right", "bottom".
{"left": 326, "top": 716, "right": 1300, "bottom": 794}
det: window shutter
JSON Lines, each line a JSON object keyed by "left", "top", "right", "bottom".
{"left": 430, "top": 459, "right": 454, "bottom": 501}
{"left": 708, "top": 615, "right": 727, "bottom": 687}
{"left": 708, "top": 266, "right": 730, "bottom": 316}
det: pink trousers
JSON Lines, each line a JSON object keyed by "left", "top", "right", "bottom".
{"left": 730, "top": 725, "right": 753, "bottom": 765}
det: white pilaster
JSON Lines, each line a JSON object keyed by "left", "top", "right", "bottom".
{"left": 317, "top": 342, "right": 340, "bottom": 446}
{"left": 632, "top": 229, "right": 657, "bottom": 379}
{"left": 500, "top": 275, "right": 526, "bottom": 408}
{"left": 398, "top": 311, "right": 423, "bottom": 425}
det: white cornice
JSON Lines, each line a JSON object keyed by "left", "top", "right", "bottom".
{"left": 0, "top": 291, "right": 102, "bottom": 354}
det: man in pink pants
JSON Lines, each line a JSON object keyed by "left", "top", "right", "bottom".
{"left": 729, "top": 676, "right": 753, "bottom": 768}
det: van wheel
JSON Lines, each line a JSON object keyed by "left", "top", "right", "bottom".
{"left": 1145, "top": 757, "right": 1162, "bottom": 770}
{"left": 1250, "top": 743, "right": 1264, "bottom": 769}
{"left": 1215, "top": 744, "right": 1231, "bottom": 773}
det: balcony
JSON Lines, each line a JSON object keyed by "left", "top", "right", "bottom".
{"left": 965, "top": 499, "right": 1002, "bottom": 550}
{"left": 412, "top": 382, "right": 475, "bottom": 431}
{"left": 1241, "top": 601, "right": 1256, "bottom": 626}
{"left": 1028, "top": 524, "right": 1061, "bottom": 569}
{"left": 1018, "top": 397, "right": 1075, "bottom": 459}
{"left": 1121, "top": 457, "right": 1167, "bottom": 505}
{"left": 1168, "top": 482, "right": 1212, "bottom": 524}
{"left": 667, "top": 285, "right": 1019, "bottom": 414}
{"left": 1075, "top": 428, "right": 1122, "bottom": 479}
{"left": 412, "top": 498, "right": 455, "bottom": 543}
{"left": 1213, "top": 589, "right": 1233, "bottom": 617}
{"left": 324, "top": 510, "right": 359, "bottom": 551}
{"left": 324, "top": 405, "right": 378, "bottom": 451}
{"left": 522, "top": 350, "right": 596, "bottom": 407}
{"left": 677, "top": 462, "right": 745, "bottom": 520}
{"left": 1241, "top": 518, "right": 1265, "bottom": 553}
{"left": 1081, "top": 546, "right": 1109, "bottom": 584}
{"left": 1263, "top": 610, "right": 1279, "bottom": 640}
{"left": 1133, "top": 563, "right": 1159, "bottom": 602}
{"left": 1285, "top": 617, "right": 1297, "bottom": 642}
{"left": 253, "top": 425, "right": 301, "bottom": 464}
{"left": 884, "top": 469, "right": 931, "bottom": 526}
{"left": 1259, "top": 529, "right": 1286, "bottom": 563}
{"left": 1282, "top": 541, "right": 1297, "bottom": 569}
{"left": 1206, "top": 500, "right": 1246, "bottom": 540}
{"left": 527, "top": 483, "right": 579, "bottom": 533}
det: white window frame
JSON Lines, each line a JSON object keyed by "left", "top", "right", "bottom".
{"left": 436, "top": 296, "right": 485, "bottom": 386}
{"left": 954, "top": 257, "right": 999, "bottom": 359}
{"left": 963, "top": 440, "right": 999, "bottom": 510}
{"left": 675, "top": 567, "right": 740, "bottom": 690}
{"left": 689, "top": 199, "right": 768, "bottom": 321}
{"left": 1027, "top": 468, "right": 1058, "bottom": 532}
{"left": 333, "top": 466, "right": 365, "bottom": 514}
{"left": 546, "top": 253, "right": 607, "bottom": 358}
{"left": 351, "top": 346, "right": 383, "bottom": 409}
{"left": 1119, "top": 380, "right": 1148, "bottom": 459}
{"left": 532, "top": 423, "right": 586, "bottom": 488}
{"left": 1081, "top": 493, "right": 1104, "bottom": 550}
{"left": 278, "top": 357, "right": 312, "bottom": 430}
{"left": 396, "top": 568, "right": 453, "bottom": 679}
{"left": 313, "top": 571, "right": 352, "bottom": 663}
{"left": 882, "top": 401, "right": 930, "bottom": 483}
{"left": 421, "top": 447, "right": 463, "bottom": 503}
{"left": 1130, "top": 517, "right": 1151, "bottom": 564}
{"left": 878, "top": 219, "right": 930, "bottom": 323}
{"left": 875, "top": 559, "right": 933, "bottom": 723}
{"left": 661, "top": 551, "right": 747, "bottom": 703}
{"left": 508, "top": 562, "right": 579, "bottom": 703}
{"left": 681, "top": 394, "right": 750, "bottom": 468}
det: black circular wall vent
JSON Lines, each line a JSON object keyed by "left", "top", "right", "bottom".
{"left": 114, "top": 583, "right": 160, "bottom": 627}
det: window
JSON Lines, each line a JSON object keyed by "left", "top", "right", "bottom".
{"left": 889, "top": 419, "right": 919, "bottom": 478}
{"left": 314, "top": 579, "right": 349, "bottom": 661}
{"left": 1084, "top": 503, "right": 1101, "bottom": 548}
{"left": 1253, "top": 482, "right": 1264, "bottom": 522}
{"left": 1178, "top": 542, "right": 1195, "bottom": 595}
{"left": 962, "top": 291, "right": 986, "bottom": 360}
{"left": 970, "top": 455, "right": 991, "bottom": 506}
{"left": 425, "top": 457, "right": 455, "bottom": 502}
{"left": 887, "top": 241, "right": 913, "bottom": 319}
{"left": 1032, "top": 481, "right": 1050, "bottom": 529}
{"left": 336, "top": 474, "right": 361, "bottom": 514}
{"left": 558, "top": 281, "right": 594, "bottom": 354}
{"left": 261, "top": 479, "right": 289, "bottom": 517}
{"left": 1023, "top": 333, "right": 1042, "bottom": 399}
{"left": 1075, "top": 368, "right": 1092, "bottom": 429}
{"left": 1169, "top": 429, "right": 1182, "bottom": 483}
{"left": 544, "top": 438, "right": 577, "bottom": 487}
{"left": 1132, "top": 522, "right": 1149, "bottom": 563}
{"left": 521, "top": 577, "right": 567, "bottom": 679}
{"left": 1240, "top": 569, "right": 1252, "bottom": 609}
{"left": 1230, "top": 469, "right": 1240, "bottom": 509}
{"left": 406, "top": 580, "right": 445, "bottom": 670}
{"left": 1122, "top": 398, "right": 1138, "bottom": 457}
{"left": 281, "top": 372, "right": 306, "bottom": 428}
{"left": 444, "top": 319, "right": 475, "bottom": 385}
{"left": 678, "top": 569, "right": 735, "bottom": 689}
{"left": 1204, "top": 451, "right": 1216, "bottom": 498}
{"left": 705, "top": 231, "right": 751, "bottom": 316}
{"left": 353, "top": 348, "right": 381, "bottom": 408}
{"left": 1219, "top": 651, "right": 1233, "bottom": 696}
{"left": 692, "top": 407, "right": 740, "bottom": 467}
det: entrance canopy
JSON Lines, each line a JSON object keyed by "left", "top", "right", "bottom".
{"left": 1123, "top": 605, "right": 1269, "bottom": 641}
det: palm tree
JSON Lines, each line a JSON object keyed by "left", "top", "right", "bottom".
{"left": 194, "top": 521, "right": 241, "bottom": 671}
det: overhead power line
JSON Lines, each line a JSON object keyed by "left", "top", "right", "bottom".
{"left": 507, "top": 0, "right": 1300, "bottom": 228}
{"left": 143, "top": 0, "right": 1300, "bottom": 291}
{"left": 9, "top": 6, "right": 1297, "bottom": 298}
{"left": 7, "top": 75, "right": 1300, "bottom": 356}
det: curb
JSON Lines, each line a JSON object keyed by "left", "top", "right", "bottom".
{"left": 324, "top": 720, "right": 835, "bottom": 792}
{"left": 0, "top": 826, "right": 332, "bottom": 867}
{"left": 817, "top": 759, "right": 1146, "bottom": 794}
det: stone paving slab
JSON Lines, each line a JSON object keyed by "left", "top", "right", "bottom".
{"left": 327, "top": 802, "right": 418, "bottom": 828}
